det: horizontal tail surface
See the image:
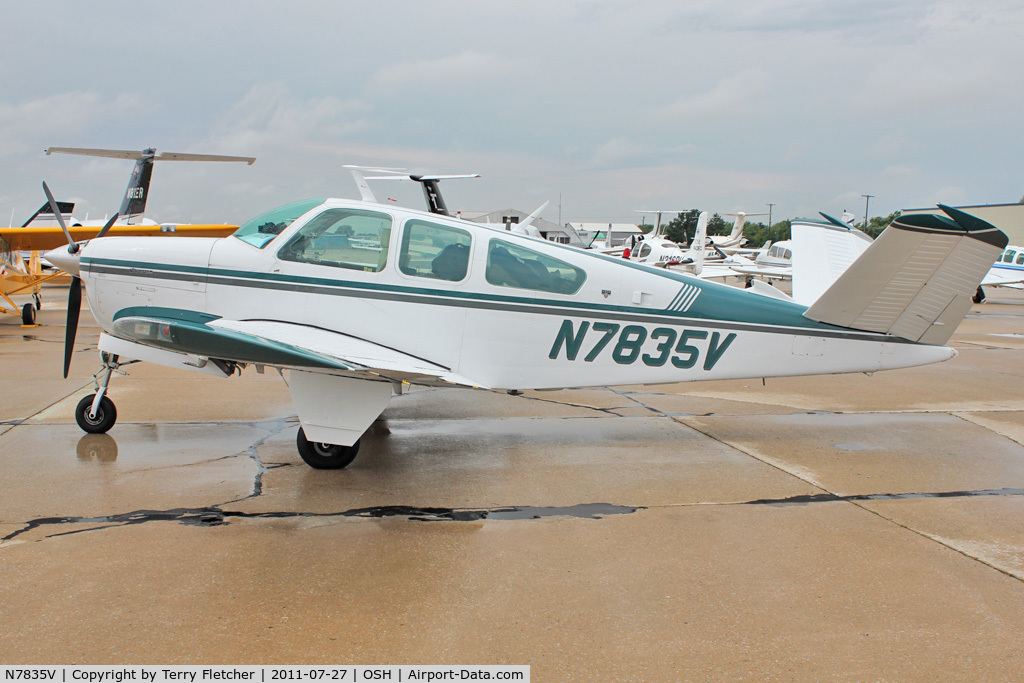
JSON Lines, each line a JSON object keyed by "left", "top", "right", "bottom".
{"left": 803, "top": 207, "right": 1007, "bottom": 344}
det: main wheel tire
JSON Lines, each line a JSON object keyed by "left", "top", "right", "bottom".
{"left": 21, "top": 303, "right": 35, "bottom": 325}
{"left": 296, "top": 428, "right": 360, "bottom": 469}
{"left": 973, "top": 286, "right": 986, "bottom": 304}
{"left": 75, "top": 395, "right": 117, "bottom": 434}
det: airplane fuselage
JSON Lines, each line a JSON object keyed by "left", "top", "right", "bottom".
{"left": 76, "top": 198, "right": 954, "bottom": 391}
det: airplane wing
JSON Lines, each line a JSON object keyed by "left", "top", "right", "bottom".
{"left": 0, "top": 224, "right": 239, "bottom": 251}
{"left": 727, "top": 263, "right": 792, "bottom": 280}
{"left": 982, "top": 268, "right": 1024, "bottom": 287}
{"left": 107, "top": 312, "right": 484, "bottom": 388}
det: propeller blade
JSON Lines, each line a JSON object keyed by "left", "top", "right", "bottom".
{"left": 64, "top": 276, "right": 81, "bottom": 378}
{"left": 42, "top": 182, "right": 78, "bottom": 253}
{"left": 94, "top": 212, "right": 120, "bottom": 239}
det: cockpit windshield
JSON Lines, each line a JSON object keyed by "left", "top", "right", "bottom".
{"left": 232, "top": 199, "right": 326, "bottom": 248}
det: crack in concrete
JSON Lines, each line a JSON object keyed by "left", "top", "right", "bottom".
{"left": 1, "top": 503, "right": 642, "bottom": 542}
{"left": 212, "top": 417, "right": 295, "bottom": 503}
{"left": 6, "top": 486, "right": 1022, "bottom": 546}
{"left": 709, "top": 487, "right": 1024, "bottom": 506}
{"left": 676, "top": 415, "right": 1024, "bottom": 584}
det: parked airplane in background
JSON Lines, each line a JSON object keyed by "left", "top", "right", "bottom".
{"left": 712, "top": 212, "right": 767, "bottom": 251}
{"left": 620, "top": 211, "right": 748, "bottom": 279}
{"left": 44, "top": 147, "right": 256, "bottom": 225}
{"left": 43, "top": 173, "right": 1005, "bottom": 470}
{"left": 978, "top": 244, "right": 1024, "bottom": 300}
{"left": 0, "top": 148, "right": 254, "bottom": 323}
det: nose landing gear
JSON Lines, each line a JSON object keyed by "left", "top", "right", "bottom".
{"left": 74, "top": 353, "right": 134, "bottom": 434}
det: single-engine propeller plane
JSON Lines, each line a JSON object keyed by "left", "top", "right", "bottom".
{"left": 43, "top": 181, "right": 1006, "bottom": 470}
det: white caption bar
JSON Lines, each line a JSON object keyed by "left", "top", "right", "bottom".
{"left": 0, "top": 667, "right": 529, "bottom": 683}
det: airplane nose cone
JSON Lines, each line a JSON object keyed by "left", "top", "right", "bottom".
{"left": 44, "top": 246, "right": 81, "bottom": 276}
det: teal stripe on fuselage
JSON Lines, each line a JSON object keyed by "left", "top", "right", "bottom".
{"left": 82, "top": 256, "right": 901, "bottom": 342}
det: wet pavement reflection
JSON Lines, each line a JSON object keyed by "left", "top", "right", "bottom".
{"left": 1, "top": 286, "right": 1023, "bottom": 676}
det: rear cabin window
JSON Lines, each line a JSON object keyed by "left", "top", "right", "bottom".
{"left": 1017, "top": 252, "right": 1024, "bottom": 265}
{"left": 398, "top": 219, "right": 472, "bottom": 282}
{"left": 277, "top": 208, "right": 392, "bottom": 272}
{"left": 486, "top": 239, "right": 586, "bottom": 295}
{"left": 233, "top": 199, "right": 325, "bottom": 248}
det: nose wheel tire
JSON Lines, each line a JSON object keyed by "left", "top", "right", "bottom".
{"left": 75, "top": 395, "right": 117, "bottom": 434}
{"left": 296, "top": 428, "right": 360, "bottom": 469}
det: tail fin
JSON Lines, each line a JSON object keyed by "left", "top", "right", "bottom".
{"left": 729, "top": 213, "right": 746, "bottom": 240}
{"left": 119, "top": 149, "right": 157, "bottom": 219}
{"left": 20, "top": 200, "right": 75, "bottom": 227}
{"left": 513, "top": 201, "right": 549, "bottom": 238}
{"left": 691, "top": 211, "right": 708, "bottom": 275}
{"left": 804, "top": 207, "right": 1007, "bottom": 344}
{"left": 790, "top": 217, "right": 872, "bottom": 305}
{"left": 46, "top": 147, "right": 255, "bottom": 223}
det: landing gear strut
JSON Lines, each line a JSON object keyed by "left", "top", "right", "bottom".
{"left": 296, "top": 427, "right": 360, "bottom": 469}
{"left": 74, "top": 353, "right": 131, "bottom": 434}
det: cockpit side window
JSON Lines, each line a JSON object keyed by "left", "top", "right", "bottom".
{"left": 1016, "top": 251, "right": 1024, "bottom": 265}
{"left": 486, "top": 238, "right": 586, "bottom": 295}
{"left": 233, "top": 199, "right": 325, "bottom": 249}
{"left": 278, "top": 208, "right": 392, "bottom": 272}
{"left": 398, "top": 219, "right": 472, "bottom": 282}
{"left": 1003, "top": 249, "right": 1015, "bottom": 263}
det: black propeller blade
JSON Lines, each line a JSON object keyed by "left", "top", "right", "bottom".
{"left": 42, "top": 181, "right": 78, "bottom": 253}
{"left": 62, "top": 213, "right": 118, "bottom": 377}
{"left": 64, "top": 276, "right": 81, "bottom": 379}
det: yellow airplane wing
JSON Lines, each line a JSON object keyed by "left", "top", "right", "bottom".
{"left": 0, "top": 224, "right": 239, "bottom": 251}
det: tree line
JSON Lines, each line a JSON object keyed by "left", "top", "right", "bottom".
{"left": 641, "top": 210, "right": 902, "bottom": 248}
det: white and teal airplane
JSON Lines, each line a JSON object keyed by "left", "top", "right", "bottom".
{"left": 981, "top": 244, "right": 1024, "bottom": 296}
{"left": 44, "top": 188, "right": 1006, "bottom": 469}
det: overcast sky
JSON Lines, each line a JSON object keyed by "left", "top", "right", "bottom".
{"left": 2, "top": 0, "right": 1022, "bottom": 227}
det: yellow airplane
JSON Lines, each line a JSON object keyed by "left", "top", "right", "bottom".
{"left": 1, "top": 146, "right": 253, "bottom": 324}
{"left": 1, "top": 210, "right": 240, "bottom": 324}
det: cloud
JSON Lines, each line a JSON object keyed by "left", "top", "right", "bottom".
{"left": 653, "top": 71, "right": 769, "bottom": 123}
{"left": 368, "top": 51, "right": 528, "bottom": 92}
{"left": 589, "top": 137, "right": 651, "bottom": 167}
{"left": 0, "top": 92, "right": 145, "bottom": 158}
{"left": 208, "top": 83, "right": 372, "bottom": 153}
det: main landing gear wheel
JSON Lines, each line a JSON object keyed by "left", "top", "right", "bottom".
{"left": 973, "top": 286, "right": 986, "bottom": 304}
{"left": 21, "top": 303, "right": 36, "bottom": 325}
{"left": 75, "top": 395, "right": 117, "bottom": 434}
{"left": 296, "top": 428, "right": 360, "bottom": 469}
